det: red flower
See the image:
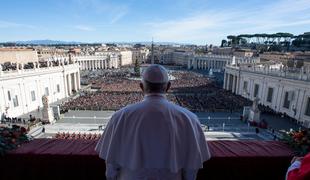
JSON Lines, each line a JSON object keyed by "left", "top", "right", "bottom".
{"left": 20, "top": 127, "right": 27, "bottom": 134}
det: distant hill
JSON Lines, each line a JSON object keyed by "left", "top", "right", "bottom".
{"left": 13, "top": 40, "right": 84, "bottom": 45}
{"left": 0, "top": 39, "right": 194, "bottom": 46}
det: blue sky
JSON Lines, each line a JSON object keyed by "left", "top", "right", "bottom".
{"left": 0, "top": 0, "right": 310, "bottom": 45}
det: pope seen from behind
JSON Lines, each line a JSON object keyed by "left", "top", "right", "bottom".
{"left": 95, "top": 64, "right": 211, "bottom": 180}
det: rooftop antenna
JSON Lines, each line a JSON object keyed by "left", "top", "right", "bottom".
{"left": 151, "top": 37, "right": 154, "bottom": 64}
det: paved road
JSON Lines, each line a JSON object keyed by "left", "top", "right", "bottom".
{"left": 56, "top": 110, "right": 302, "bottom": 131}
{"left": 33, "top": 110, "right": 278, "bottom": 140}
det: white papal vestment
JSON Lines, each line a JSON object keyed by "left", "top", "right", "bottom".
{"left": 95, "top": 94, "right": 210, "bottom": 180}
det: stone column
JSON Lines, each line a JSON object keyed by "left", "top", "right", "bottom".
{"left": 197, "top": 60, "right": 199, "bottom": 69}
{"left": 232, "top": 75, "right": 236, "bottom": 93}
{"left": 66, "top": 74, "right": 71, "bottom": 96}
{"left": 209, "top": 60, "right": 212, "bottom": 69}
{"left": 223, "top": 72, "right": 227, "bottom": 89}
{"left": 227, "top": 74, "right": 231, "bottom": 90}
{"left": 236, "top": 76, "right": 242, "bottom": 94}
{"left": 226, "top": 74, "right": 229, "bottom": 90}
{"left": 275, "top": 85, "right": 284, "bottom": 111}
{"left": 235, "top": 75, "right": 239, "bottom": 94}
{"left": 76, "top": 72, "right": 80, "bottom": 90}
{"left": 63, "top": 74, "right": 68, "bottom": 98}
{"left": 67, "top": 74, "right": 72, "bottom": 96}
{"left": 193, "top": 59, "right": 197, "bottom": 69}
{"left": 72, "top": 73, "right": 77, "bottom": 91}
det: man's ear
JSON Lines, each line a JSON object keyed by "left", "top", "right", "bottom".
{"left": 140, "top": 82, "right": 144, "bottom": 92}
{"left": 166, "top": 82, "right": 171, "bottom": 92}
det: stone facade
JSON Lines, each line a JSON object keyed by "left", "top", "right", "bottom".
{"left": 0, "top": 49, "right": 39, "bottom": 63}
{"left": 120, "top": 50, "right": 133, "bottom": 66}
{"left": 0, "top": 63, "right": 80, "bottom": 117}
{"left": 188, "top": 55, "right": 259, "bottom": 71}
{"left": 224, "top": 64, "right": 310, "bottom": 127}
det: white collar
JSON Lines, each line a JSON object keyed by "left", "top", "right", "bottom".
{"left": 144, "top": 93, "right": 166, "bottom": 99}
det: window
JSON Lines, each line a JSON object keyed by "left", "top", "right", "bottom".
{"left": 31, "top": 91, "right": 36, "bottom": 101}
{"left": 7, "top": 91, "right": 11, "bottom": 101}
{"left": 305, "top": 97, "right": 310, "bottom": 116}
{"left": 57, "top": 84, "right": 60, "bottom": 93}
{"left": 45, "top": 87, "right": 49, "bottom": 96}
{"left": 254, "top": 84, "right": 259, "bottom": 97}
{"left": 266, "top": 87, "right": 274, "bottom": 103}
{"left": 13, "top": 95, "right": 19, "bottom": 107}
{"left": 283, "top": 92, "right": 290, "bottom": 109}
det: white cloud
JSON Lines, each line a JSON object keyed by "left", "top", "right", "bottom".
{"left": 146, "top": 0, "right": 310, "bottom": 44}
{"left": 74, "top": 0, "right": 129, "bottom": 24}
{"left": 110, "top": 8, "right": 128, "bottom": 24}
{"left": 74, "top": 25, "right": 95, "bottom": 31}
{"left": 0, "top": 20, "right": 36, "bottom": 29}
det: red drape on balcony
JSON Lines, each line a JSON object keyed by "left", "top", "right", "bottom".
{"left": 0, "top": 139, "right": 293, "bottom": 180}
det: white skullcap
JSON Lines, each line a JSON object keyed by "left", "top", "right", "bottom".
{"left": 142, "top": 64, "right": 169, "bottom": 83}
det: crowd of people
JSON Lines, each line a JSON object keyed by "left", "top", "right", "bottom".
{"left": 0, "top": 113, "right": 39, "bottom": 125}
{"left": 83, "top": 69, "right": 215, "bottom": 93}
{"left": 175, "top": 92, "right": 252, "bottom": 112}
{"left": 61, "top": 92, "right": 144, "bottom": 112}
{"left": 54, "top": 132, "right": 101, "bottom": 140}
{"left": 60, "top": 69, "right": 252, "bottom": 113}
{"left": 1, "top": 117, "right": 27, "bottom": 124}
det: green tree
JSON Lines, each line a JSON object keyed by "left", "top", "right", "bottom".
{"left": 221, "top": 39, "right": 227, "bottom": 47}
